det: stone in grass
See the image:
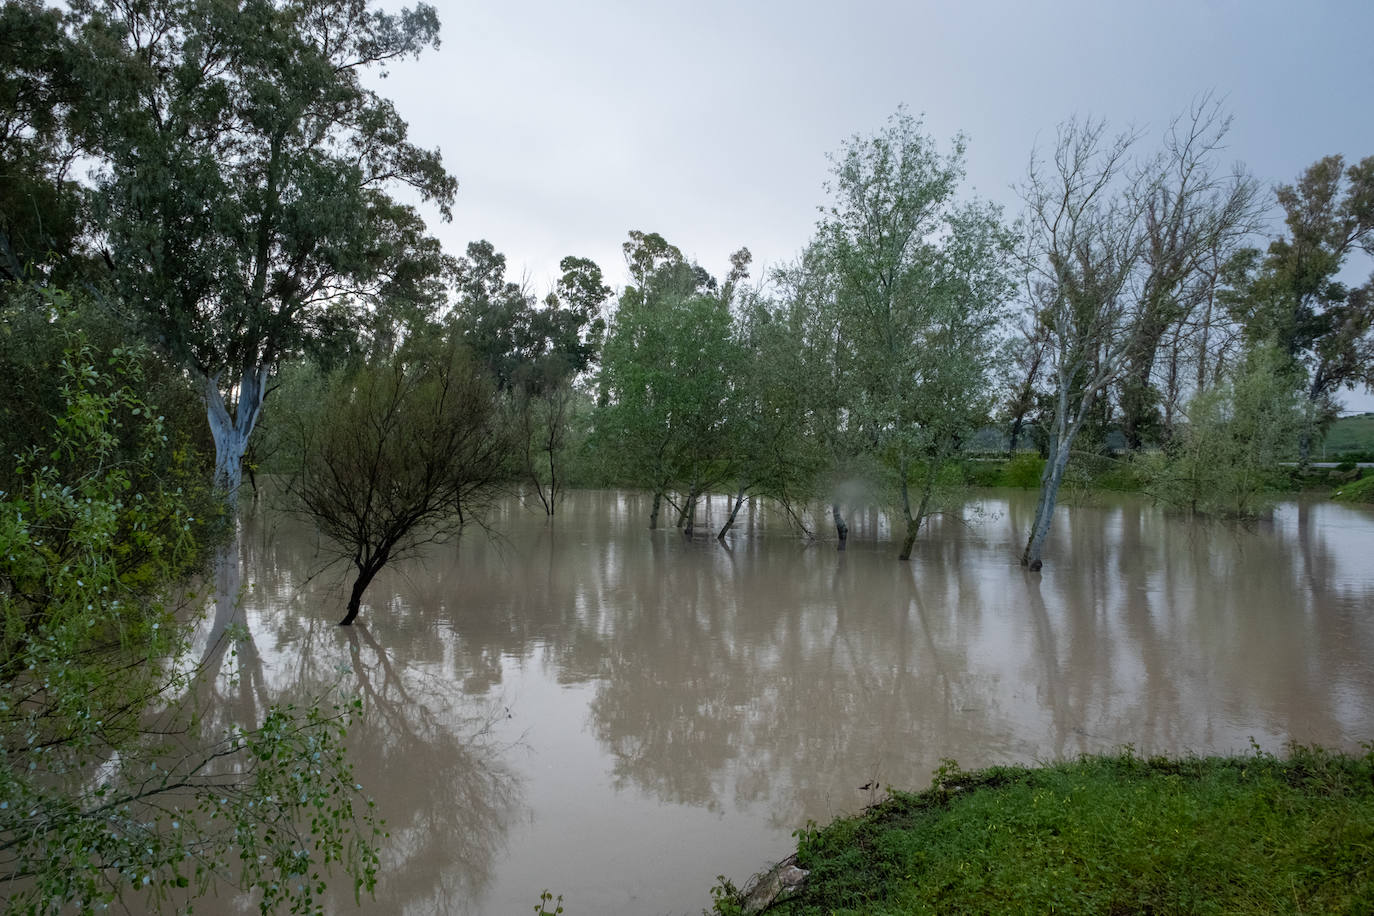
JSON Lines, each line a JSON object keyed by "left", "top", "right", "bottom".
{"left": 739, "top": 853, "right": 809, "bottom": 914}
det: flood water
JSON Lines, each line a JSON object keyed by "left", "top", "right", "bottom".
{"left": 197, "top": 489, "right": 1374, "bottom": 915}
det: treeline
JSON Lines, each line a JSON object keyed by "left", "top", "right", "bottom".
{"left": 3, "top": 0, "right": 1372, "bottom": 572}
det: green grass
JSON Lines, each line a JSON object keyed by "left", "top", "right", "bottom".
{"left": 717, "top": 746, "right": 1374, "bottom": 915}
{"left": 1332, "top": 474, "right": 1374, "bottom": 504}
{"left": 1319, "top": 414, "right": 1374, "bottom": 460}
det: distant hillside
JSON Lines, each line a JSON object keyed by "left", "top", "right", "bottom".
{"left": 1320, "top": 414, "right": 1374, "bottom": 458}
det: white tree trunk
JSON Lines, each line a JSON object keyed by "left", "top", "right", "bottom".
{"left": 203, "top": 364, "right": 270, "bottom": 508}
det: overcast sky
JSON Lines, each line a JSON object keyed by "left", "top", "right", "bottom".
{"left": 374, "top": 0, "right": 1374, "bottom": 411}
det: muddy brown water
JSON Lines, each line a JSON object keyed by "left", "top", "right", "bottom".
{"left": 194, "top": 489, "right": 1374, "bottom": 915}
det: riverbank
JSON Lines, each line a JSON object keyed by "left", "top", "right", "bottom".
{"left": 712, "top": 746, "right": 1374, "bottom": 914}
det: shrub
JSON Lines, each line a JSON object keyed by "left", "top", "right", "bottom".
{"left": 1002, "top": 452, "right": 1045, "bottom": 489}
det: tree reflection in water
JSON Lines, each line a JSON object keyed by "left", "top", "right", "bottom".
{"left": 191, "top": 488, "right": 1374, "bottom": 915}
{"left": 190, "top": 512, "right": 523, "bottom": 916}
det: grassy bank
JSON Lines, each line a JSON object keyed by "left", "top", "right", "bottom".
{"left": 714, "top": 746, "right": 1374, "bottom": 915}
{"left": 1333, "top": 475, "right": 1374, "bottom": 504}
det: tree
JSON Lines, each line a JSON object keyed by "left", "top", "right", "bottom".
{"left": 1017, "top": 119, "right": 1150, "bottom": 570}
{"left": 0, "top": 317, "right": 379, "bottom": 913}
{"left": 715, "top": 276, "right": 828, "bottom": 541}
{"left": 815, "top": 111, "right": 1015, "bottom": 560}
{"left": 594, "top": 232, "right": 736, "bottom": 531}
{"left": 1115, "top": 100, "right": 1262, "bottom": 452}
{"left": 1228, "top": 155, "right": 1374, "bottom": 465}
{"left": 290, "top": 339, "right": 507, "bottom": 626}
{"left": 1148, "top": 345, "right": 1304, "bottom": 517}
{"left": 69, "top": 0, "right": 456, "bottom": 503}
{"left": 772, "top": 243, "right": 872, "bottom": 546}
{"left": 0, "top": 0, "right": 92, "bottom": 286}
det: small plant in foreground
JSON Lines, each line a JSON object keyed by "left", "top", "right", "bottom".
{"left": 534, "top": 889, "right": 565, "bottom": 914}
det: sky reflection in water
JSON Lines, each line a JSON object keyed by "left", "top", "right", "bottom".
{"left": 197, "top": 490, "right": 1374, "bottom": 915}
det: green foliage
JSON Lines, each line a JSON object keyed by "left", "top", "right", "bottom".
{"left": 812, "top": 110, "right": 1015, "bottom": 550}
{"left": 1332, "top": 474, "right": 1374, "bottom": 504}
{"left": 1147, "top": 346, "right": 1305, "bottom": 517}
{"left": 1224, "top": 156, "right": 1374, "bottom": 460}
{"left": 593, "top": 233, "right": 738, "bottom": 515}
{"left": 1318, "top": 414, "right": 1374, "bottom": 459}
{"left": 755, "top": 747, "right": 1374, "bottom": 915}
{"left": 533, "top": 889, "right": 565, "bottom": 914}
{"left": 1002, "top": 453, "right": 1045, "bottom": 489}
{"left": 0, "top": 334, "right": 380, "bottom": 913}
{"left": 0, "top": 291, "right": 215, "bottom": 502}
{"left": 0, "top": 0, "right": 92, "bottom": 285}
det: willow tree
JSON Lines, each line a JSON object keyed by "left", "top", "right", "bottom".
{"left": 816, "top": 111, "right": 1014, "bottom": 561}
{"left": 77, "top": 0, "right": 455, "bottom": 503}
{"left": 595, "top": 232, "right": 737, "bottom": 530}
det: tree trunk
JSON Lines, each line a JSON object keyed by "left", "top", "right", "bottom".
{"left": 682, "top": 484, "right": 699, "bottom": 536}
{"left": 1021, "top": 434, "right": 1072, "bottom": 571}
{"left": 717, "top": 486, "right": 748, "bottom": 541}
{"left": 831, "top": 503, "right": 848, "bottom": 550}
{"left": 649, "top": 489, "right": 663, "bottom": 529}
{"left": 545, "top": 438, "right": 558, "bottom": 516}
{"left": 340, "top": 554, "right": 387, "bottom": 626}
{"left": 897, "top": 460, "right": 915, "bottom": 561}
{"left": 898, "top": 462, "right": 938, "bottom": 562}
{"left": 204, "top": 365, "right": 270, "bottom": 510}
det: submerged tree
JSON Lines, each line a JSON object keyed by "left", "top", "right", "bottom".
{"left": 595, "top": 231, "right": 737, "bottom": 531}
{"left": 815, "top": 110, "right": 1015, "bottom": 560}
{"left": 447, "top": 243, "right": 609, "bottom": 514}
{"left": 69, "top": 0, "right": 456, "bottom": 503}
{"left": 291, "top": 340, "right": 507, "bottom": 625}
{"left": 1018, "top": 119, "right": 1149, "bottom": 570}
{"left": 1149, "top": 345, "right": 1304, "bottom": 517}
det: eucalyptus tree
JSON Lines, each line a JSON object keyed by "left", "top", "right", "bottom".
{"left": 0, "top": 0, "right": 90, "bottom": 286}
{"left": 76, "top": 0, "right": 456, "bottom": 504}
{"left": 449, "top": 243, "right": 609, "bottom": 513}
{"left": 1226, "top": 155, "right": 1374, "bottom": 465}
{"left": 515, "top": 258, "right": 611, "bottom": 515}
{"left": 815, "top": 111, "right": 1015, "bottom": 560}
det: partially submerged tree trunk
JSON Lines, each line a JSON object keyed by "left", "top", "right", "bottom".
{"left": 897, "top": 458, "right": 941, "bottom": 562}
{"left": 831, "top": 502, "right": 848, "bottom": 550}
{"left": 1021, "top": 422, "right": 1075, "bottom": 571}
{"left": 649, "top": 488, "right": 664, "bottom": 529}
{"left": 717, "top": 485, "right": 749, "bottom": 541}
{"left": 341, "top": 547, "right": 390, "bottom": 626}
{"left": 681, "top": 483, "right": 700, "bottom": 536}
{"left": 204, "top": 364, "right": 270, "bottom": 508}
